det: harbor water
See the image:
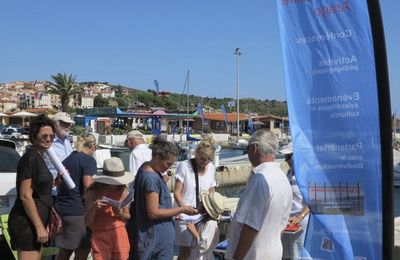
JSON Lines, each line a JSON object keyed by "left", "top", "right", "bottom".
{"left": 111, "top": 148, "right": 400, "bottom": 217}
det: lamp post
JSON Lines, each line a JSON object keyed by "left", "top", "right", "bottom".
{"left": 234, "top": 48, "right": 241, "bottom": 141}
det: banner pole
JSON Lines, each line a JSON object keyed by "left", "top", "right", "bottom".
{"left": 366, "top": 0, "right": 393, "bottom": 259}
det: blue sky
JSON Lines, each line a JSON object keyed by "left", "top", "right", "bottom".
{"left": 1, "top": 1, "right": 399, "bottom": 113}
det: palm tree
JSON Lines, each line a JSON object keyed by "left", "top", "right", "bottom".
{"left": 47, "top": 73, "right": 83, "bottom": 112}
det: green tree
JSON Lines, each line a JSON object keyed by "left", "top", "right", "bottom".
{"left": 94, "top": 95, "right": 109, "bottom": 107}
{"left": 47, "top": 73, "right": 83, "bottom": 112}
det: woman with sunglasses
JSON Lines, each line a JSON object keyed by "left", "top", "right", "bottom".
{"left": 173, "top": 136, "right": 217, "bottom": 260}
{"left": 54, "top": 133, "right": 98, "bottom": 260}
{"left": 8, "top": 116, "right": 55, "bottom": 260}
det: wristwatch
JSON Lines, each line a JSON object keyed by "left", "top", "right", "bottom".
{"left": 300, "top": 212, "right": 306, "bottom": 219}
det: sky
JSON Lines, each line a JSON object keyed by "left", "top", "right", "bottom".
{"left": 0, "top": 1, "right": 399, "bottom": 113}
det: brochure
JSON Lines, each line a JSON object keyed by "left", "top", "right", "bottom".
{"left": 283, "top": 223, "right": 302, "bottom": 234}
{"left": 121, "top": 192, "right": 135, "bottom": 208}
{"left": 176, "top": 214, "right": 203, "bottom": 224}
{"left": 102, "top": 196, "right": 121, "bottom": 208}
{"left": 102, "top": 192, "right": 134, "bottom": 209}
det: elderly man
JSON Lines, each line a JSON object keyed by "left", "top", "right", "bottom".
{"left": 45, "top": 112, "right": 75, "bottom": 196}
{"left": 225, "top": 130, "right": 292, "bottom": 260}
{"left": 126, "top": 130, "right": 152, "bottom": 177}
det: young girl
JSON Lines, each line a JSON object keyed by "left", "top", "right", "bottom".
{"left": 186, "top": 191, "right": 227, "bottom": 260}
{"left": 85, "top": 157, "right": 134, "bottom": 260}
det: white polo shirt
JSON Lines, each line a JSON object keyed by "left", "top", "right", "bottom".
{"left": 129, "top": 143, "right": 152, "bottom": 177}
{"left": 225, "top": 162, "right": 292, "bottom": 260}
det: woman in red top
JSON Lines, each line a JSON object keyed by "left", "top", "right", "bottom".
{"left": 85, "top": 157, "right": 134, "bottom": 260}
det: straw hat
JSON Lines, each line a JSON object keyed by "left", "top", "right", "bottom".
{"left": 200, "top": 191, "right": 226, "bottom": 219}
{"left": 93, "top": 157, "right": 134, "bottom": 185}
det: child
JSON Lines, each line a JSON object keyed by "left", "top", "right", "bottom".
{"left": 186, "top": 191, "right": 227, "bottom": 260}
{"left": 85, "top": 157, "right": 134, "bottom": 260}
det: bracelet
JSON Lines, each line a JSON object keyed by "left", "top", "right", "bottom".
{"left": 300, "top": 213, "right": 305, "bottom": 219}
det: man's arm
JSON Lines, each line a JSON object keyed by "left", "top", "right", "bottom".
{"left": 233, "top": 224, "right": 258, "bottom": 260}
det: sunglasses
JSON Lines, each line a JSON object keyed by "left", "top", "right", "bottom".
{"left": 39, "top": 134, "right": 55, "bottom": 140}
{"left": 199, "top": 156, "right": 213, "bottom": 162}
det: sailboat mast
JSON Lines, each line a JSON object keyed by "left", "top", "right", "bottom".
{"left": 186, "top": 70, "right": 190, "bottom": 134}
{"left": 235, "top": 48, "right": 241, "bottom": 141}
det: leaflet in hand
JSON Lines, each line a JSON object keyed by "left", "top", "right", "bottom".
{"left": 120, "top": 192, "right": 135, "bottom": 208}
{"left": 283, "top": 223, "right": 301, "bottom": 234}
{"left": 177, "top": 214, "right": 203, "bottom": 224}
{"left": 102, "top": 196, "right": 122, "bottom": 208}
{"left": 102, "top": 192, "right": 134, "bottom": 209}
{"left": 46, "top": 148, "right": 75, "bottom": 190}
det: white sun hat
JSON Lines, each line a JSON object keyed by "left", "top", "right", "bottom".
{"left": 93, "top": 157, "right": 134, "bottom": 185}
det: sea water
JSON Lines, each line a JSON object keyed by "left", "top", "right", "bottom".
{"left": 218, "top": 185, "right": 400, "bottom": 217}
{"left": 112, "top": 148, "right": 400, "bottom": 217}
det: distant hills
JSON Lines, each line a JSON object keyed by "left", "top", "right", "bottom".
{"left": 104, "top": 83, "right": 288, "bottom": 117}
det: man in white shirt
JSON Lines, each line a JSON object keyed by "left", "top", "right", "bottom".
{"left": 126, "top": 130, "right": 152, "bottom": 188}
{"left": 225, "top": 130, "right": 292, "bottom": 260}
{"left": 44, "top": 112, "right": 75, "bottom": 196}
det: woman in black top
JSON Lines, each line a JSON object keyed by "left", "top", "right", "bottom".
{"left": 8, "top": 116, "right": 55, "bottom": 260}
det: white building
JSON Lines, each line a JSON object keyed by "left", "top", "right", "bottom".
{"left": 101, "top": 90, "right": 115, "bottom": 98}
{"left": 81, "top": 95, "right": 94, "bottom": 109}
{"left": 0, "top": 98, "right": 18, "bottom": 112}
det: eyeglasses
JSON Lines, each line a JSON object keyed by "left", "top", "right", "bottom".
{"left": 39, "top": 134, "right": 55, "bottom": 140}
{"left": 58, "top": 121, "right": 72, "bottom": 128}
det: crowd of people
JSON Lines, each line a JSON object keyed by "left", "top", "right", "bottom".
{"left": 7, "top": 113, "right": 309, "bottom": 260}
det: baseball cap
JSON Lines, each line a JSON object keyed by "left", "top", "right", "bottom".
{"left": 52, "top": 112, "right": 75, "bottom": 124}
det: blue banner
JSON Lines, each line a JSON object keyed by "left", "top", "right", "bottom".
{"left": 277, "top": 1, "right": 384, "bottom": 259}
{"left": 247, "top": 117, "right": 254, "bottom": 134}
{"left": 197, "top": 103, "right": 205, "bottom": 127}
{"left": 221, "top": 104, "right": 228, "bottom": 126}
{"left": 154, "top": 80, "right": 159, "bottom": 95}
{"left": 151, "top": 116, "right": 161, "bottom": 135}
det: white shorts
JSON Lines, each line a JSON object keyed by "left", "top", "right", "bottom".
{"left": 174, "top": 222, "right": 194, "bottom": 247}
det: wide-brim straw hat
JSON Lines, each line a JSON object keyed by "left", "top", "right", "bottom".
{"left": 201, "top": 191, "right": 226, "bottom": 219}
{"left": 93, "top": 157, "right": 134, "bottom": 185}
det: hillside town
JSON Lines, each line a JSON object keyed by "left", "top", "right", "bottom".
{"left": 0, "top": 74, "right": 290, "bottom": 140}
{"left": 0, "top": 80, "right": 117, "bottom": 111}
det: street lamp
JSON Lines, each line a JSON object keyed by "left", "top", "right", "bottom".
{"left": 234, "top": 48, "right": 241, "bottom": 141}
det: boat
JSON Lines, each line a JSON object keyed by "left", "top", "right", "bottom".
{"left": 228, "top": 138, "right": 248, "bottom": 150}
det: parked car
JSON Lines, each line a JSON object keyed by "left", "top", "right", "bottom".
{"left": 0, "top": 139, "right": 19, "bottom": 258}
{"left": 0, "top": 127, "right": 18, "bottom": 139}
{"left": 0, "top": 139, "right": 19, "bottom": 216}
{"left": 10, "top": 128, "right": 29, "bottom": 140}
